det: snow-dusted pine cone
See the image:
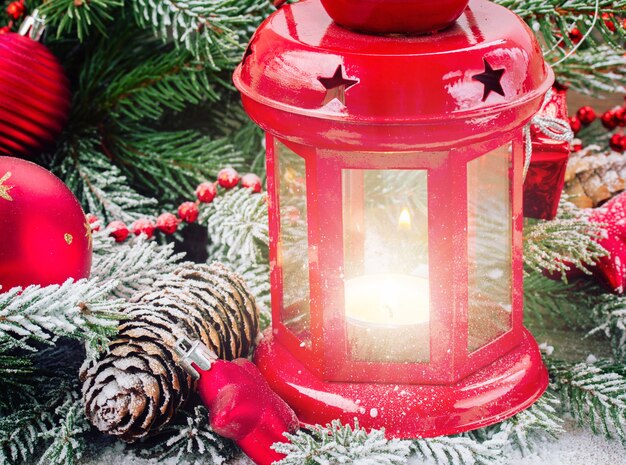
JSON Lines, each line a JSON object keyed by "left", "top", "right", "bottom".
{"left": 80, "top": 262, "right": 259, "bottom": 441}
{"left": 564, "top": 145, "right": 626, "bottom": 208}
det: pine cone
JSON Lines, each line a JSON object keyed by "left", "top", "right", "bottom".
{"left": 564, "top": 146, "right": 626, "bottom": 208}
{"left": 80, "top": 262, "right": 260, "bottom": 441}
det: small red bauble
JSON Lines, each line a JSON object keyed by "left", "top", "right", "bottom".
{"left": 614, "top": 107, "right": 626, "bottom": 127}
{"left": 571, "top": 141, "right": 583, "bottom": 152}
{"left": 108, "top": 221, "right": 129, "bottom": 243}
{"left": 0, "top": 27, "right": 11, "bottom": 35}
{"left": 6, "top": 2, "right": 25, "bottom": 20}
{"left": 196, "top": 182, "right": 217, "bottom": 203}
{"left": 601, "top": 110, "right": 619, "bottom": 130}
{"left": 568, "top": 115, "right": 582, "bottom": 134}
{"left": 241, "top": 173, "right": 263, "bottom": 193}
{"left": 0, "top": 32, "right": 71, "bottom": 158}
{"left": 86, "top": 213, "right": 101, "bottom": 232}
{"left": 609, "top": 133, "right": 626, "bottom": 152}
{"left": 0, "top": 157, "right": 92, "bottom": 291}
{"left": 178, "top": 201, "right": 199, "bottom": 223}
{"left": 131, "top": 218, "right": 155, "bottom": 238}
{"left": 217, "top": 168, "right": 241, "bottom": 189}
{"left": 156, "top": 212, "right": 179, "bottom": 235}
{"left": 568, "top": 27, "right": 583, "bottom": 43}
{"left": 576, "top": 106, "right": 596, "bottom": 125}
{"left": 603, "top": 13, "right": 616, "bottom": 32}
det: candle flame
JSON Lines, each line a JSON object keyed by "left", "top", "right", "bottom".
{"left": 398, "top": 207, "right": 411, "bottom": 231}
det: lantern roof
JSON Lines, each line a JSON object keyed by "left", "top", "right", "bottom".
{"left": 234, "top": 0, "right": 553, "bottom": 150}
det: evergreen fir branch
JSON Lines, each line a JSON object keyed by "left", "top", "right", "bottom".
{"left": 39, "top": 0, "right": 123, "bottom": 41}
{"left": 589, "top": 293, "right": 626, "bottom": 360}
{"left": 54, "top": 136, "right": 158, "bottom": 223}
{"left": 150, "top": 406, "right": 236, "bottom": 465}
{"left": 0, "top": 279, "right": 124, "bottom": 353}
{"left": 523, "top": 215, "right": 606, "bottom": 280}
{"left": 0, "top": 405, "right": 56, "bottom": 465}
{"left": 131, "top": 0, "right": 271, "bottom": 64}
{"left": 203, "top": 188, "right": 269, "bottom": 263}
{"left": 91, "top": 232, "right": 184, "bottom": 299}
{"left": 113, "top": 126, "right": 247, "bottom": 203}
{"left": 273, "top": 419, "right": 411, "bottom": 465}
{"left": 553, "top": 45, "right": 626, "bottom": 95}
{"left": 548, "top": 358, "right": 626, "bottom": 440}
{"left": 411, "top": 434, "right": 504, "bottom": 465}
{"left": 0, "top": 340, "right": 35, "bottom": 412}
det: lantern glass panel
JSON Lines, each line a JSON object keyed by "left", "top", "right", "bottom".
{"left": 467, "top": 144, "right": 513, "bottom": 352}
{"left": 277, "top": 141, "right": 311, "bottom": 345}
{"left": 342, "top": 169, "right": 429, "bottom": 363}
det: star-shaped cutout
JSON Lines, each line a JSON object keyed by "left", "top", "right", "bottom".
{"left": 318, "top": 65, "right": 359, "bottom": 106}
{"left": 472, "top": 59, "right": 505, "bottom": 102}
{"left": 0, "top": 171, "right": 14, "bottom": 202}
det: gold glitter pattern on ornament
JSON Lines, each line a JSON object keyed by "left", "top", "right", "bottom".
{"left": 65, "top": 233, "right": 73, "bottom": 245}
{"left": 84, "top": 220, "right": 93, "bottom": 249}
{"left": 0, "top": 172, "right": 14, "bottom": 201}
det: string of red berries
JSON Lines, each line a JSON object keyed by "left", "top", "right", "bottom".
{"left": 0, "top": 0, "right": 26, "bottom": 34}
{"left": 567, "top": 13, "right": 624, "bottom": 44}
{"left": 93, "top": 168, "right": 263, "bottom": 243}
{"left": 569, "top": 98, "right": 626, "bottom": 153}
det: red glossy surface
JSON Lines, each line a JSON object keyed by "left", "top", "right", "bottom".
{"left": 234, "top": 0, "right": 552, "bottom": 151}
{"left": 0, "top": 34, "right": 71, "bottom": 158}
{"left": 524, "top": 87, "right": 570, "bottom": 220}
{"left": 320, "top": 0, "right": 470, "bottom": 34}
{"left": 254, "top": 328, "right": 549, "bottom": 438}
{"left": 0, "top": 157, "right": 92, "bottom": 291}
{"left": 196, "top": 358, "right": 300, "bottom": 465}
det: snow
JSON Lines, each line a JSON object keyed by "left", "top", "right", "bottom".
{"left": 80, "top": 421, "right": 626, "bottom": 465}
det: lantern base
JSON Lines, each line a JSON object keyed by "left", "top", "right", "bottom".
{"left": 253, "top": 328, "right": 548, "bottom": 438}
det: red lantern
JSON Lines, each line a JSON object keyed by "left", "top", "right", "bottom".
{"left": 235, "top": 0, "right": 551, "bottom": 438}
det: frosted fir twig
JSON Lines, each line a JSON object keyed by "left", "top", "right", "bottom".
{"left": 273, "top": 420, "right": 411, "bottom": 465}
{"left": 0, "top": 279, "right": 124, "bottom": 353}
{"left": 548, "top": 358, "right": 626, "bottom": 440}
{"left": 590, "top": 294, "right": 626, "bottom": 360}
{"left": 411, "top": 433, "right": 505, "bottom": 465}
{"left": 92, "top": 232, "right": 185, "bottom": 299}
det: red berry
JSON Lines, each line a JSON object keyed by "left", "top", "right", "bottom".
{"left": 241, "top": 173, "right": 263, "bottom": 193}
{"left": 571, "top": 141, "right": 583, "bottom": 152}
{"left": 178, "top": 201, "right": 199, "bottom": 223}
{"left": 0, "top": 26, "right": 11, "bottom": 35}
{"left": 131, "top": 218, "right": 156, "bottom": 238}
{"left": 568, "top": 115, "right": 582, "bottom": 135}
{"left": 196, "top": 182, "right": 217, "bottom": 203}
{"left": 568, "top": 27, "right": 583, "bottom": 43}
{"left": 6, "top": 2, "right": 25, "bottom": 20}
{"left": 217, "top": 168, "right": 240, "bottom": 189}
{"left": 609, "top": 133, "right": 625, "bottom": 152}
{"left": 86, "top": 213, "right": 101, "bottom": 232}
{"left": 156, "top": 212, "right": 179, "bottom": 234}
{"left": 576, "top": 106, "right": 596, "bottom": 125}
{"left": 108, "top": 220, "right": 129, "bottom": 243}
{"left": 603, "top": 13, "right": 616, "bottom": 32}
{"left": 614, "top": 107, "right": 626, "bottom": 127}
{"left": 601, "top": 110, "right": 619, "bottom": 130}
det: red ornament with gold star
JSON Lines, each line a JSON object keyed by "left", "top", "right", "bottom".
{"left": 0, "top": 156, "right": 92, "bottom": 291}
{"left": 0, "top": 11, "right": 71, "bottom": 158}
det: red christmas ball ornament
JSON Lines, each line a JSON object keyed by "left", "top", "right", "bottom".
{"left": 576, "top": 106, "right": 596, "bottom": 125}
{"left": 0, "top": 14, "right": 71, "bottom": 158}
{"left": 603, "top": 13, "right": 616, "bottom": 32}
{"left": 178, "top": 201, "right": 199, "bottom": 223}
{"left": 131, "top": 218, "right": 155, "bottom": 238}
{"left": 6, "top": 2, "right": 25, "bottom": 20}
{"left": 0, "top": 156, "right": 92, "bottom": 291}
{"left": 568, "top": 27, "right": 583, "bottom": 43}
{"left": 107, "top": 221, "right": 129, "bottom": 243}
{"left": 609, "top": 133, "right": 626, "bottom": 152}
{"left": 196, "top": 181, "right": 217, "bottom": 203}
{"left": 241, "top": 173, "right": 263, "bottom": 193}
{"left": 601, "top": 110, "right": 619, "bottom": 130}
{"left": 156, "top": 212, "right": 179, "bottom": 235}
{"left": 571, "top": 141, "right": 583, "bottom": 152}
{"left": 568, "top": 115, "right": 582, "bottom": 135}
{"left": 614, "top": 107, "right": 626, "bottom": 127}
{"left": 217, "top": 168, "right": 241, "bottom": 189}
{"left": 86, "top": 213, "right": 101, "bottom": 232}
{"left": 0, "top": 26, "right": 11, "bottom": 35}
